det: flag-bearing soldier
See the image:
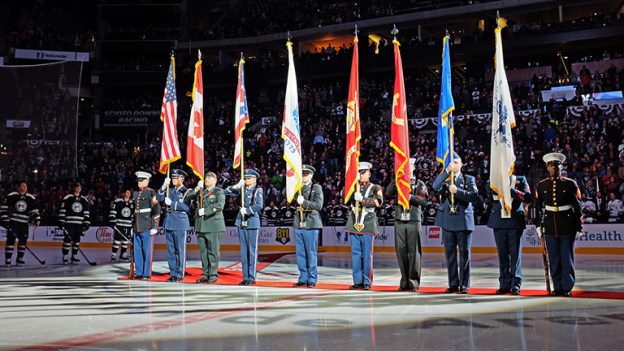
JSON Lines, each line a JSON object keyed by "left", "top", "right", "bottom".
{"left": 132, "top": 171, "right": 160, "bottom": 280}
{"left": 387, "top": 158, "right": 428, "bottom": 292}
{"left": 186, "top": 171, "right": 226, "bottom": 284}
{"left": 535, "top": 153, "right": 583, "bottom": 297}
{"left": 58, "top": 183, "right": 90, "bottom": 265}
{"left": 285, "top": 165, "right": 324, "bottom": 288}
{"left": 1, "top": 182, "right": 40, "bottom": 266}
{"left": 109, "top": 190, "right": 135, "bottom": 262}
{"left": 156, "top": 169, "right": 191, "bottom": 282}
{"left": 343, "top": 161, "right": 384, "bottom": 290}
{"left": 225, "top": 169, "right": 264, "bottom": 286}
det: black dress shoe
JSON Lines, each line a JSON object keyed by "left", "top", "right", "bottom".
{"left": 551, "top": 290, "right": 563, "bottom": 296}
{"left": 246, "top": 280, "right": 256, "bottom": 286}
{"left": 293, "top": 281, "right": 307, "bottom": 287}
{"left": 562, "top": 290, "right": 572, "bottom": 297}
{"left": 512, "top": 289, "right": 521, "bottom": 295}
{"left": 133, "top": 276, "right": 143, "bottom": 280}
{"left": 398, "top": 287, "right": 408, "bottom": 291}
{"left": 238, "top": 280, "right": 248, "bottom": 286}
{"left": 445, "top": 286, "right": 460, "bottom": 293}
{"left": 460, "top": 287, "right": 469, "bottom": 294}
{"left": 175, "top": 276, "right": 184, "bottom": 282}
{"left": 197, "top": 278, "right": 209, "bottom": 283}
{"left": 208, "top": 277, "right": 218, "bottom": 284}
{"left": 307, "top": 282, "right": 316, "bottom": 288}
{"left": 141, "top": 276, "right": 150, "bottom": 280}
{"left": 496, "top": 288, "right": 511, "bottom": 295}
{"left": 349, "top": 284, "right": 363, "bottom": 290}
{"left": 166, "top": 276, "right": 176, "bottom": 282}
{"left": 363, "top": 285, "right": 372, "bottom": 290}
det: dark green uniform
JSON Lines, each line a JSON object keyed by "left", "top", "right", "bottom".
{"left": 291, "top": 184, "right": 324, "bottom": 230}
{"left": 387, "top": 178, "right": 428, "bottom": 290}
{"left": 186, "top": 186, "right": 226, "bottom": 281}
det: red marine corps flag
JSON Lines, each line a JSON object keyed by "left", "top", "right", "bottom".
{"left": 186, "top": 50, "right": 204, "bottom": 180}
{"left": 390, "top": 27, "right": 411, "bottom": 210}
{"left": 159, "top": 54, "right": 181, "bottom": 174}
{"left": 344, "top": 27, "right": 361, "bottom": 203}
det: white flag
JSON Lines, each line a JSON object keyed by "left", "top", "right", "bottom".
{"left": 281, "top": 41, "right": 303, "bottom": 202}
{"left": 490, "top": 26, "right": 516, "bottom": 218}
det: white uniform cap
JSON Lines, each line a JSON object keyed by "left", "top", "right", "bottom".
{"left": 358, "top": 162, "right": 373, "bottom": 171}
{"left": 543, "top": 153, "right": 566, "bottom": 164}
{"left": 135, "top": 171, "right": 152, "bottom": 180}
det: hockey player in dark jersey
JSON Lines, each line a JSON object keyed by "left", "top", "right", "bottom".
{"left": 1, "top": 182, "right": 40, "bottom": 266}
{"left": 58, "top": 183, "right": 90, "bottom": 264}
{"left": 109, "top": 190, "right": 135, "bottom": 262}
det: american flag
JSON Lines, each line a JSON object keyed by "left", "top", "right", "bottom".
{"left": 233, "top": 58, "right": 249, "bottom": 169}
{"left": 159, "top": 57, "right": 181, "bottom": 174}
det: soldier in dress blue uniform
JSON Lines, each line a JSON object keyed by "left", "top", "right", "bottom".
{"left": 487, "top": 175, "right": 532, "bottom": 295}
{"left": 285, "top": 165, "right": 324, "bottom": 288}
{"left": 535, "top": 153, "right": 583, "bottom": 297}
{"left": 343, "top": 162, "right": 384, "bottom": 291}
{"left": 432, "top": 152, "right": 478, "bottom": 294}
{"left": 133, "top": 171, "right": 160, "bottom": 280}
{"left": 225, "top": 169, "right": 264, "bottom": 286}
{"left": 156, "top": 169, "right": 191, "bottom": 282}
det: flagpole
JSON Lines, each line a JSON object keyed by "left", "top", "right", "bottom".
{"left": 240, "top": 52, "right": 246, "bottom": 212}
{"left": 354, "top": 26, "right": 361, "bottom": 224}
{"left": 198, "top": 49, "right": 204, "bottom": 211}
{"left": 445, "top": 29, "right": 455, "bottom": 205}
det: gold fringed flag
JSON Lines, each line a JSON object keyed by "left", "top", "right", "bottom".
{"left": 344, "top": 34, "right": 361, "bottom": 203}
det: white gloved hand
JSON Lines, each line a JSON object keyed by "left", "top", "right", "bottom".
{"left": 240, "top": 208, "right": 248, "bottom": 216}
{"left": 162, "top": 177, "right": 171, "bottom": 188}
{"left": 297, "top": 195, "right": 304, "bottom": 205}
{"left": 576, "top": 231, "right": 583, "bottom": 239}
{"left": 198, "top": 208, "right": 205, "bottom": 217}
{"left": 236, "top": 179, "right": 245, "bottom": 189}
{"left": 197, "top": 180, "right": 204, "bottom": 189}
{"left": 536, "top": 227, "right": 543, "bottom": 238}
{"left": 354, "top": 192, "right": 363, "bottom": 202}
{"left": 150, "top": 229, "right": 158, "bottom": 235}
{"left": 165, "top": 197, "right": 172, "bottom": 206}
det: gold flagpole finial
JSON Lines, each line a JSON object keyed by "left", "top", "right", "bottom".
{"left": 391, "top": 24, "right": 399, "bottom": 40}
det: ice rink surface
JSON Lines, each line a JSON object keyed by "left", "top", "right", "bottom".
{"left": 1, "top": 248, "right": 624, "bottom": 351}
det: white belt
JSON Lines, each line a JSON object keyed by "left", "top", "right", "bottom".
{"left": 545, "top": 205, "right": 572, "bottom": 212}
{"left": 138, "top": 208, "right": 151, "bottom": 213}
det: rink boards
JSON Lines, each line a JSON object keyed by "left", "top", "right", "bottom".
{"left": 1, "top": 224, "right": 622, "bottom": 255}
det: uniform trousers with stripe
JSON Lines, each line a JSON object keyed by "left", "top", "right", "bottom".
{"left": 349, "top": 233, "right": 374, "bottom": 285}
{"left": 5, "top": 222, "right": 29, "bottom": 261}
{"left": 238, "top": 228, "right": 259, "bottom": 282}
{"left": 134, "top": 230, "right": 154, "bottom": 277}
{"left": 545, "top": 235, "right": 576, "bottom": 292}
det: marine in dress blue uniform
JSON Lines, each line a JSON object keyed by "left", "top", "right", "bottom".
{"left": 132, "top": 171, "right": 160, "bottom": 280}
{"left": 487, "top": 176, "right": 532, "bottom": 295}
{"left": 284, "top": 165, "right": 324, "bottom": 288}
{"left": 535, "top": 153, "right": 583, "bottom": 297}
{"left": 156, "top": 169, "right": 191, "bottom": 282}
{"left": 343, "top": 162, "right": 384, "bottom": 291}
{"left": 432, "top": 153, "right": 478, "bottom": 294}
{"left": 224, "top": 169, "right": 264, "bottom": 286}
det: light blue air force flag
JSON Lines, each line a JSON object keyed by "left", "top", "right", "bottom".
{"left": 490, "top": 26, "right": 516, "bottom": 218}
{"left": 436, "top": 36, "right": 455, "bottom": 170}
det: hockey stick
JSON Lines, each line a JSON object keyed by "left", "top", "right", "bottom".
{"left": 3, "top": 225, "right": 46, "bottom": 265}
{"left": 62, "top": 228, "right": 97, "bottom": 266}
{"left": 113, "top": 226, "right": 134, "bottom": 278}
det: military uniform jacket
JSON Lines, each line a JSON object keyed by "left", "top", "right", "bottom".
{"left": 186, "top": 186, "right": 226, "bottom": 233}
{"left": 1, "top": 192, "right": 40, "bottom": 225}
{"left": 486, "top": 177, "right": 532, "bottom": 230}
{"left": 344, "top": 182, "right": 383, "bottom": 234}
{"left": 224, "top": 185, "right": 263, "bottom": 229}
{"left": 59, "top": 194, "right": 90, "bottom": 226}
{"left": 386, "top": 178, "right": 428, "bottom": 223}
{"left": 109, "top": 198, "right": 135, "bottom": 228}
{"left": 535, "top": 176, "right": 583, "bottom": 237}
{"left": 132, "top": 188, "right": 160, "bottom": 233}
{"left": 281, "top": 183, "right": 324, "bottom": 230}
{"left": 156, "top": 186, "right": 190, "bottom": 231}
{"left": 432, "top": 171, "right": 478, "bottom": 231}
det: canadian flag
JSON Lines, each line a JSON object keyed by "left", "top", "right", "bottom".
{"left": 186, "top": 51, "right": 204, "bottom": 180}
